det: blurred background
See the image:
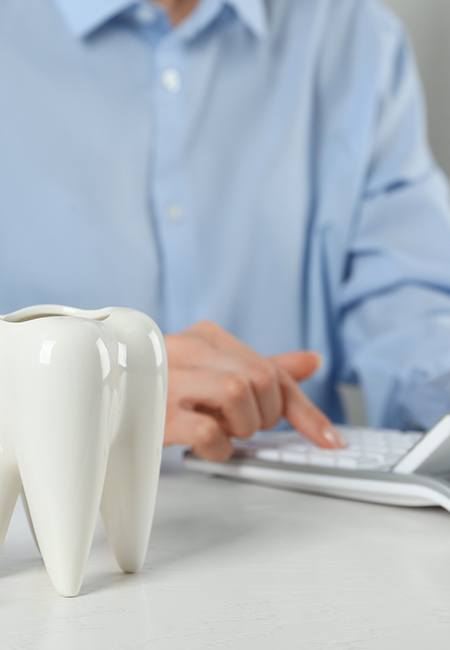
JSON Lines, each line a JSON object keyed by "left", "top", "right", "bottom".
{"left": 342, "top": 0, "right": 450, "bottom": 426}
{"left": 386, "top": 0, "right": 450, "bottom": 178}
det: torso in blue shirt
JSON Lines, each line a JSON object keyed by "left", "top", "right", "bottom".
{"left": 2, "top": 0, "right": 450, "bottom": 428}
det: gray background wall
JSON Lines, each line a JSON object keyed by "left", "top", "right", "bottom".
{"left": 342, "top": 0, "right": 450, "bottom": 425}
{"left": 384, "top": 0, "right": 450, "bottom": 178}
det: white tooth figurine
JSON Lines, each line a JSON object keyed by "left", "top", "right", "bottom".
{"left": 0, "top": 305, "right": 168, "bottom": 597}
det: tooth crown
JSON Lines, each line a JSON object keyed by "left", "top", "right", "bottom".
{"left": 0, "top": 305, "right": 167, "bottom": 597}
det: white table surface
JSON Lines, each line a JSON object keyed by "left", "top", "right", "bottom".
{"left": 2, "top": 458, "right": 450, "bottom": 650}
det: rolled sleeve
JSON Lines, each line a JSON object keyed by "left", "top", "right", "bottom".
{"left": 338, "top": 19, "right": 450, "bottom": 430}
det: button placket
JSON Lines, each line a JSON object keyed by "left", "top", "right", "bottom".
{"left": 161, "top": 67, "right": 182, "bottom": 94}
{"left": 152, "top": 42, "right": 187, "bottom": 228}
{"left": 151, "top": 40, "right": 193, "bottom": 328}
{"left": 166, "top": 203, "right": 184, "bottom": 222}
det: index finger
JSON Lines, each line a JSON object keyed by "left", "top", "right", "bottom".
{"left": 271, "top": 351, "right": 322, "bottom": 382}
{"left": 277, "top": 369, "right": 346, "bottom": 449}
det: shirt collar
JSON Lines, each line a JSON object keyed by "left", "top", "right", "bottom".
{"left": 54, "top": 0, "right": 268, "bottom": 40}
{"left": 54, "top": 0, "right": 137, "bottom": 38}
{"left": 225, "top": 0, "right": 267, "bottom": 39}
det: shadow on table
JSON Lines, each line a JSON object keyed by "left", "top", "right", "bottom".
{"left": 0, "top": 553, "right": 42, "bottom": 579}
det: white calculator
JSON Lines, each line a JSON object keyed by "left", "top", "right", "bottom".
{"left": 184, "top": 415, "right": 450, "bottom": 511}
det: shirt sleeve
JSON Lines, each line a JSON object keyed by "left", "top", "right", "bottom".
{"left": 337, "top": 14, "right": 450, "bottom": 431}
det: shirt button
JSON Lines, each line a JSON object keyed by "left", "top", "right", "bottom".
{"left": 167, "top": 204, "right": 184, "bottom": 222}
{"left": 161, "top": 68, "right": 182, "bottom": 93}
{"left": 134, "top": 3, "right": 155, "bottom": 25}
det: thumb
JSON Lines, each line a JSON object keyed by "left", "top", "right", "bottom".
{"left": 270, "top": 351, "right": 322, "bottom": 382}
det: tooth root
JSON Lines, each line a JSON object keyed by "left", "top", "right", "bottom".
{"left": 101, "top": 418, "right": 162, "bottom": 573}
{"left": 101, "top": 319, "right": 167, "bottom": 573}
{"left": 16, "top": 328, "right": 110, "bottom": 597}
{"left": 18, "top": 414, "right": 108, "bottom": 597}
{"left": 0, "top": 461, "right": 20, "bottom": 545}
{"left": 21, "top": 489, "right": 41, "bottom": 555}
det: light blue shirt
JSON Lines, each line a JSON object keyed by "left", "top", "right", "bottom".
{"left": 2, "top": 0, "right": 450, "bottom": 430}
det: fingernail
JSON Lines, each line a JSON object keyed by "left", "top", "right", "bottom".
{"left": 323, "top": 428, "right": 346, "bottom": 448}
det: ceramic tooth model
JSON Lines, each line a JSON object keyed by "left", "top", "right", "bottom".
{"left": 0, "top": 305, "right": 167, "bottom": 597}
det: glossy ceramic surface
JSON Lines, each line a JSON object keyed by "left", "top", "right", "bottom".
{"left": 0, "top": 305, "right": 167, "bottom": 597}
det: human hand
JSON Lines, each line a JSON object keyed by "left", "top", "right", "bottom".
{"left": 164, "top": 321, "right": 345, "bottom": 461}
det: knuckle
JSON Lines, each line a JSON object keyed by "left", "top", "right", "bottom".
{"left": 251, "top": 363, "right": 277, "bottom": 394}
{"left": 224, "top": 374, "right": 249, "bottom": 403}
{"left": 194, "top": 320, "right": 222, "bottom": 337}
